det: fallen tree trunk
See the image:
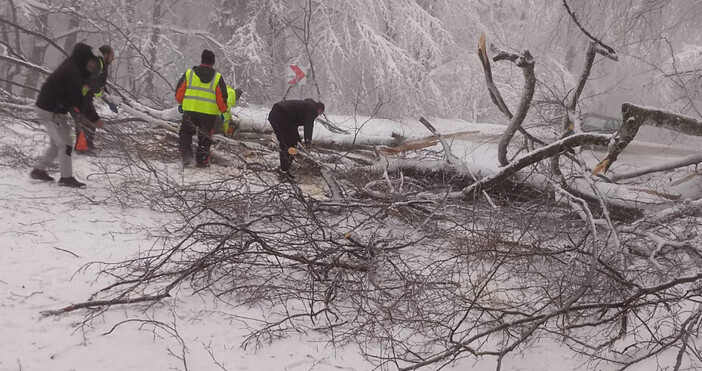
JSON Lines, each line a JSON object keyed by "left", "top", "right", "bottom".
{"left": 461, "top": 133, "right": 611, "bottom": 196}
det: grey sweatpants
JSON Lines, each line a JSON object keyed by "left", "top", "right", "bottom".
{"left": 35, "top": 107, "right": 73, "bottom": 178}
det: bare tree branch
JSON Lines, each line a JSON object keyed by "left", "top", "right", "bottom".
{"left": 612, "top": 154, "right": 702, "bottom": 181}
{"left": 0, "top": 15, "right": 69, "bottom": 57}
{"left": 562, "top": 0, "right": 618, "bottom": 60}
{"left": 595, "top": 103, "right": 702, "bottom": 174}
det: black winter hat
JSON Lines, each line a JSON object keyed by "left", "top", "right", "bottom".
{"left": 201, "top": 49, "right": 215, "bottom": 65}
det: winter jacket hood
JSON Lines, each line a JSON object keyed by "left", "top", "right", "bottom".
{"left": 192, "top": 65, "right": 217, "bottom": 83}
{"left": 70, "top": 43, "right": 96, "bottom": 78}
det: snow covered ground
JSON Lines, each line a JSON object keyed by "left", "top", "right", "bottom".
{"left": 1, "top": 109, "right": 697, "bottom": 370}
{"left": 0, "top": 163, "right": 593, "bottom": 370}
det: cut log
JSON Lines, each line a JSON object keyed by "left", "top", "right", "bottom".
{"left": 378, "top": 130, "right": 480, "bottom": 155}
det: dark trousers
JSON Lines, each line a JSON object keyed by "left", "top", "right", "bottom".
{"left": 268, "top": 108, "right": 299, "bottom": 172}
{"left": 213, "top": 115, "right": 225, "bottom": 136}
{"left": 72, "top": 113, "right": 96, "bottom": 150}
{"left": 179, "top": 112, "right": 216, "bottom": 165}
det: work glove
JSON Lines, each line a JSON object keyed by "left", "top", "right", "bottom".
{"left": 177, "top": 105, "right": 183, "bottom": 113}
{"left": 106, "top": 101, "right": 119, "bottom": 113}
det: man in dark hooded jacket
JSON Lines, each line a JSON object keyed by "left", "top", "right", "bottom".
{"left": 267, "top": 98, "right": 325, "bottom": 178}
{"left": 30, "top": 42, "right": 104, "bottom": 188}
{"left": 174, "top": 49, "right": 228, "bottom": 167}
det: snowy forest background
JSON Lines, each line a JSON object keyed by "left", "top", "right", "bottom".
{"left": 3, "top": 0, "right": 700, "bottom": 121}
{"left": 2, "top": 1, "right": 702, "bottom": 371}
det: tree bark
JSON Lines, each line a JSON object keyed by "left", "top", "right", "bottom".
{"left": 494, "top": 49, "right": 536, "bottom": 167}
{"left": 594, "top": 103, "right": 702, "bottom": 174}
{"left": 146, "top": 0, "right": 164, "bottom": 99}
{"left": 1, "top": 0, "right": 23, "bottom": 93}
{"left": 23, "top": 12, "right": 50, "bottom": 97}
{"left": 478, "top": 33, "right": 541, "bottom": 163}
{"left": 62, "top": 0, "right": 81, "bottom": 51}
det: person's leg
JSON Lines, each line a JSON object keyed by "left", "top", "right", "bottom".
{"left": 268, "top": 109, "right": 294, "bottom": 172}
{"left": 195, "top": 115, "right": 216, "bottom": 166}
{"left": 36, "top": 109, "right": 73, "bottom": 178}
{"left": 36, "top": 108, "right": 59, "bottom": 172}
{"left": 278, "top": 141, "right": 291, "bottom": 172}
{"left": 179, "top": 113, "right": 197, "bottom": 164}
{"left": 84, "top": 120, "right": 96, "bottom": 150}
{"left": 53, "top": 114, "right": 74, "bottom": 178}
{"left": 270, "top": 126, "right": 291, "bottom": 172}
{"left": 221, "top": 118, "right": 230, "bottom": 137}
{"left": 279, "top": 125, "right": 300, "bottom": 172}
{"left": 214, "top": 115, "right": 225, "bottom": 136}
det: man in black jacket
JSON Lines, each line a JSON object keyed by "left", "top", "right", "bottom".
{"left": 267, "top": 98, "right": 325, "bottom": 177}
{"left": 30, "top": 43, "right": 104, "bottom": 188}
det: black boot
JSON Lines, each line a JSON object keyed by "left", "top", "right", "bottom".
{"left": 58, "top": 177, "right": 87, "bottom": 189}
{"left": 30, "top": 169, "right": 55, "bottom": 182}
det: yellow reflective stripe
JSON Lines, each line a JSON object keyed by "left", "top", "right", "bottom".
{"left": 187, "top": 68, "right": 194, "bottom": 87}
{"left": 183, "top": 95, "right": 217, "bottom": 103}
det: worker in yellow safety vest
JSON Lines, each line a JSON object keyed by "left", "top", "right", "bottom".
{"left": 221, "top": 86, "right": 242, "bottom": 137}
{"left": 175, "top": 49, "right": 228, "bottom": 167}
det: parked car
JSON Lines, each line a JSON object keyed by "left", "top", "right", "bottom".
{"left": 580, "top": 113, "right": 622, "bottom": 134}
